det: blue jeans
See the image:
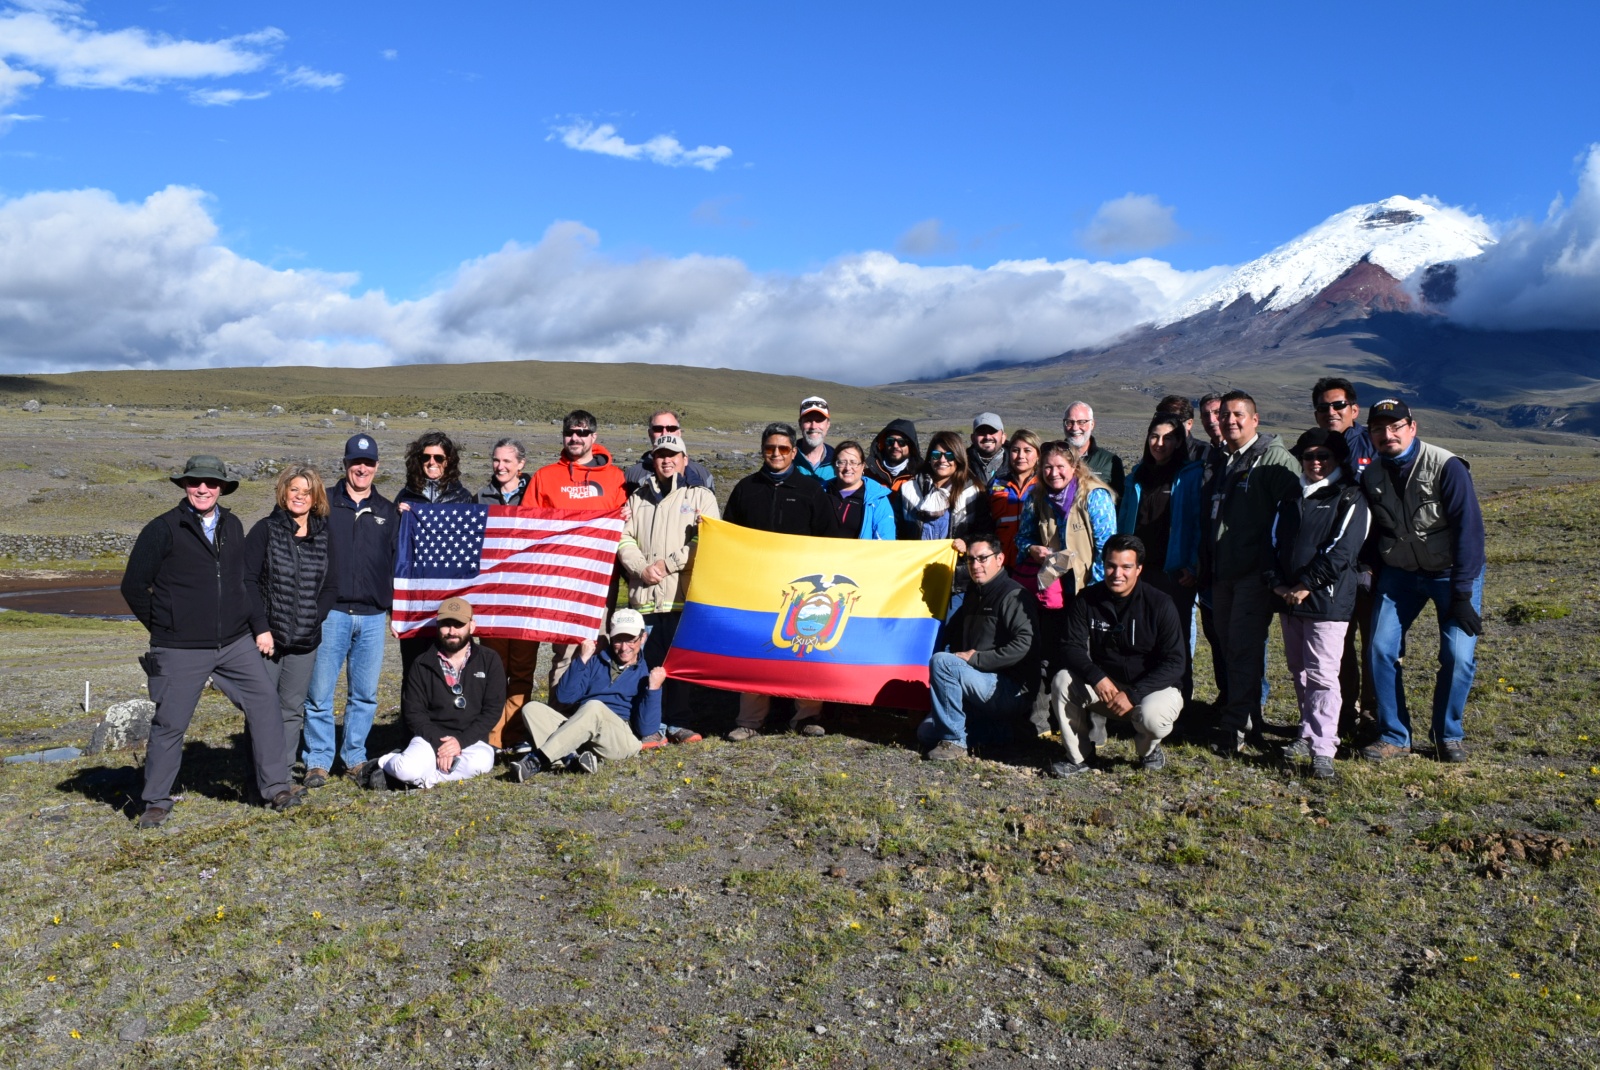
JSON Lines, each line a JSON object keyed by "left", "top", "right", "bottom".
{"left": 921, "top": 651, "right": 1028, "bottom": 748}
{"left": 1368, "top": 569, "right": 1483, "bottom": 748}
{"left": 302, "top": 609, "right": 388, "bottom": 771}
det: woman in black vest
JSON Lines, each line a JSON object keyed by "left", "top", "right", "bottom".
{"left": 245, "top": 464, "right": 339, "bottom": 781}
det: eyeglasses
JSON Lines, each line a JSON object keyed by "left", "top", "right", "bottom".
{"left": 1063, "top": 419, "right": 1093, "bottom": 428}
{"left": 836, "top": 458, "right": 864, "bottom": 469}
{"left": 649, "top": 423, "right": 680, "bottom": 434}
{"left": 762, "top": 444, "right": 795, "bottom": 456}
{"left": 1301, "top": 449, "right": 1337, "bottom": 463}
{"left": 564, "top": 428, "right": 595, "bottom": 438}
{"left": 1314, "top": 399, "right": 1352, "bottom": 413}
{"left": 421, "top": 452, "right": 448, "bottom": 463}
{"left": 927, "top": 450, "right": 957, "bottom": 462}
{"left": 968, "top": 552, "right": 999, "bottom": 564}
{"left": 449, "top": 682, "right": 466, "bottom": 709}
{"left": 183, "top": 478, "right": 223, "bottom": 489}
{"left": 883, "top": 436, "right": 910, "bottom": 448}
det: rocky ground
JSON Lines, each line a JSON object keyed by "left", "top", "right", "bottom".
{"left": 1, "top": 406, "right": 1598, "bottom": 1068}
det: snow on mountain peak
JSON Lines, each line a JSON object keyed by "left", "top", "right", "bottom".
{"left": 1158, "top": 195, "right": 1496, "bottom": 325}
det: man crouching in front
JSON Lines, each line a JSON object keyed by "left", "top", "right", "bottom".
{"left": 357, "top": 597, "right": 504, "bottom": 790}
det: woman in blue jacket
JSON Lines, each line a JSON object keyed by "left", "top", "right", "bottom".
{"left": 1118, "top": 413, "right": 1204, "bottom": 704}
{"left": 825, "top": 441, "right": 896, "bottom": 540}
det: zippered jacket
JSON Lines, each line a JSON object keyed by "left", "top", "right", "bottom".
{"left": 476, "top": 474, "right": 530, "bottom": 506}
{"left": 1265, "top": 475, "right": 1370, "bottom": 622}
{"left": 1062, "top": 580, "right": 1186, "bottom": 704}
{"left": 1200, "top": 433, "right": 1301, "bottom": 585}
{"left": 553, "top": 647, "right": 662, "bottom": 739}
{"left": 1117, "top": 459, "right": 1204, "bottom": 579}
{"left": 724, "top": 467, "right": 841, "bottom": 537}
{"left": 244, "top": 507, "right": 338, "bottom": 653}
{"left": 618, "top": 475, "right": 721, "bottom": 613}
{"left": 327, "top": 479, "right": 399, "bottom": 613}
{"left": 121, "top": 502, "right": 254, "bottom": 649}
{"left": 402, "top": 642, "right": 505, "bottom": 750}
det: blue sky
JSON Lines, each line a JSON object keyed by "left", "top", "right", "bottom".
{"left": 2, "top": 1, "right": 1599, "bottom": 379}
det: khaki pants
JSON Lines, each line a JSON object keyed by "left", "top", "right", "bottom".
{"left": 478, "top": 637, "right": 539, "bottom": 748}
{"left": 736, "top": 694, "right": 823, "bottom": 730}
{"left": 1051, "top": 668, "right": 1182, "bottom": 764}
{"left": 519, "top": 699, "right": 641, "bottom": 766}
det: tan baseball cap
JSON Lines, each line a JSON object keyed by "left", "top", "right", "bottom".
{"left": 608, "top": 608, "right": 646, "bottom": 638}
{"left": 436, "top": 597, "right": 474, "bottom": 625}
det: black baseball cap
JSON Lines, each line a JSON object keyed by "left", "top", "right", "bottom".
{"left": 1366, "top": 398, "right": 1413, "bottom": 424}
{"left": 343, "top": 434, "right": 379, "bottom": 465}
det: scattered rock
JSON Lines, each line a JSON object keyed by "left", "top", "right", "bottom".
{"left": 826, "top": 865, "right": 847, "bottom": 879}
{"left": 117, "top": 1016, "right": 149, "bottom": 1042}
{"left": 318, "top": 419, "right": 335, "bottom": 428}
{"left": 380, "top": 412, "right": 390, "bottom": 419}
{"left": 22, "top": 399, "right": 41, "bottom": 412}
{"left": 812, "top": 1024, "right": 827, "bottom": 1035}
{"left": 267, "top": 404, "right": 285, "bottom": 415}
{"left": 513, "top": 418, "right": 526, "bottom": 425}
{"left": 331, "top": 408, "right": 345, "bottom": 416}
{"left": 375, "top": 420, "right": 387, "bottom": 430}
{"left": 1005, "top": 1017, "right": 1026, "bottom": 1034}
{"left": 415, "top": 411, "right": 429, "bottom": 419}
{"left": 49, "top": 467, "right": 69, "bottom": 479}
{"left": 87, "top": 700, "right": 157, "bottom": 755}
{"left": 1419, "top": 829, "right": 1597, "bottom": 879}
{"left": 203, "top": 408, "right": 220, "bottom": 418}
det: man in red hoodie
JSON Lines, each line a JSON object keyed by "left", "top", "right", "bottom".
{"left": 528, "top": 409, "right": 629, "bottom": 698}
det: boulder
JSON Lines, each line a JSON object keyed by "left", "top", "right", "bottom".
{"left": 86, "top": 699, "right": 156, "bottom": 755}
{"left": 22, "top": 399, "right": 40, "bottom": 412}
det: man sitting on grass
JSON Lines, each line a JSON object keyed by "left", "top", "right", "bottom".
{"left": 512, "top": 609, "right": 663, "bottom": 778}
{"left": 358, "top": 597, "right": 504, "bottom": 790}
{"left": 1049, "top": 534, "right": 1186, "bottom": 777}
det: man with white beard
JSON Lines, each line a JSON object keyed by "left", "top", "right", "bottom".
{"left": 1062, "top": 400, "right": 1126, "bottom": 499}
{"left": 793, "top": 396, "right": 837, "bottom": 483}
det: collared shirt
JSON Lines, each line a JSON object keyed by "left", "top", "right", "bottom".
{"left": 1223, "top": 434, "right": 1261, "bottom": 468}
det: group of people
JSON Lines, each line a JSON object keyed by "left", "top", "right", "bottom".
{"left": 119, "top": 381, "right": 1486, "bottom": 827}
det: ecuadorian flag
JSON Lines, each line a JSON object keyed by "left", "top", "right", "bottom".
{"left": 663, "top": 518, "right": 957, "bottom": 710}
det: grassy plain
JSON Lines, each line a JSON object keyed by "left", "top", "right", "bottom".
{"left": 0, "top": 387, "right": 1598, "bottom": 1067}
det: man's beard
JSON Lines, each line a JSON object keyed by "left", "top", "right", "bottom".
{"left": 437, "top": 632, "right": 470, "bottom": 654}
{"left": 1066, "top": 432, "right": 1089, "bottom": 450}
{"left": 803, "top": 430, "right": 826, "bottom": 449}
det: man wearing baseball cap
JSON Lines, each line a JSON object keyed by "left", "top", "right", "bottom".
{"left": 794, "top": 396, "right": 837, "bottom": 483}
{"left": 511, "top": 608, "right": 663, "bottom": 778}
{"left": 121, "top": 455, "right": 301, "bottom": 826}
{"left": 967, "top": 412, "right": 1009, "bottom": 487}
{"left": 303, "top": 434, "right": 400, "bottom": 788}
{"left": 358, "top": 597, "right": 505, "bottom": 790}
{"left": 1358, "top": 399, "right": 1485, "bottom": 763}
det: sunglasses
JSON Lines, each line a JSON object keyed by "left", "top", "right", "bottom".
{"left": 422, "top": 452, "right": 448, "bottom": 463}
{"left": 1301, "top": 449, "right": 1337, "bottom": 463}
{"left": 928, "top": 450, "right": 957, "bottom": 462}
{"left": 564, "top": 428, "right": 595, "bottom": 438}
{"left": 762, "top": 444, "right": 795, "bottom": 456}
{"left": 1314, "top": 399, "right": 1352, "bottom": 413}
{"left": 449, "top": 682, "right": 466, "bottom": 709}
{"left": 649, "top": 423, "right": 680, "bottom": 434}
{"left": 183, "top": 478, "right": 224, "bottom": 489}
{"left": 883, "top": 436, "right": 910, "bottom": 448}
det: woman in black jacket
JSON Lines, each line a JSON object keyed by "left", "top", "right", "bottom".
{"left": 245, "top": 464, "right": 339, "bottom": 779}
{"left": 1267, "top": 428, "right": 1370, "bottom": 779}
{"left": 395, "top": 431, "right": 475, "bottom": 506}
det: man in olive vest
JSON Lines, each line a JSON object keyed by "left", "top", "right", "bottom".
{"left": 1359, "top": 399, "right": 1485, "bottom": 763}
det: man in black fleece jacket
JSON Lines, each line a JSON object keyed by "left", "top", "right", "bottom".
{"left": 1050, "top": 535, "right": 1186, "bottom": 777}
{"left": 120, "top": 455, "right": 300, "bottom": 827}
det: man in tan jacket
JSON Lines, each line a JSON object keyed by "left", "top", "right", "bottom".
{"left": 617, "top": 434, "right": 719, "bottom": 737}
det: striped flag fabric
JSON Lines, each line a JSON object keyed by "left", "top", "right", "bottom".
{"left": 391, "top": 503, "right": 624, "bottom": 643}
{"left": 664, "top": 518, "right": 957, "bottom": 709}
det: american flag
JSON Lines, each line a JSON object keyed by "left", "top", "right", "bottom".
{"left": 391, "top": 504, "right": 624, "bottom": 643}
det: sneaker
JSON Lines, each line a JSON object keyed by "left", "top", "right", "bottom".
{"left": 924, "top": 740, "right": 967, "bottom": 762}
{"left": 1209, "top": 729, "right": 1245, "bottom": 758}
{"left": 1311, "top": 755, "right": 1337, "bottom": 780}
{"left": 302, "top": 767, "right": 329, "bottom": 789}
{"left": 358, "top": 761, "right": 393, "bottom": 791}
{"left": 269, "top": 787, "right": 305, "bottom": 811}
{"left": 1359, "top": 741, "right": 1412, "bottom": 762}
{"left": 796, "top": 722, "right": 826, "bottom": 737}
{"left": 638, "top": 731, "right": 668, "bottom": 750}
{"left": 512, "top": 754, "right": 546, "bottom": 783}
{"left": 568, "top": 751, "right": 601, "bottom": 774}
{"left": 1140, "top": 744, "right": 1167, "bottom": 771}
{"left": 1280, "top": 739, "right": 1312, "bottom": 762}
{"left": 1047, "top": 758, "right": 1091, "bottom": 778}
{"left": 724, "top": 726, "right": 758, "bottom": 743}
{"left": 1436, "top": 739, "right": 1468, "bottom": 764}
{"left": 137, "top": 804, "right": 170, "bottom": 829}
{"left": 667, "top": 727, "right": 703, "bottom": 745}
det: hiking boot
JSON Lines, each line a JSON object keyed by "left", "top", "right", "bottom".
{"left": 358, "top": 761, "right": 393, "bottom": 790}
{"left": 343, "top": 761, "right": 376, "bottom": 783}
{"left": 1140, "top": 744, "right": 1167, "bottom": 771}
{"left": 724, "top": 726, "right": 759, "bottom": 743}
{"left": 568, "top": 751, "right": 601, "bottom": 774}
{"left": 796, "top": 722, "right": 826, "bottom": 737}
{"left": 924, "top": 740, "right": 967, "bottom": 762}
{"left": 1209, "top": 729, "right": 1245, "bottom": 758}
{"left": 667, "top": 727, "right": 703, "bottom": 745}
{"left": 1280, "top": 738, "right": 1312, "bottom": 762}
{"left": 137, "top": 804, "right": 170, "bottom": 829}
{"left": 302, "top": 768, "right": 329, "bottom": 789}
{"left": 639, "top": 731, "right": 668, "bottom": 750}
{"left": 1311, "top": 755, "right": 1337, "bottom": 780}
{"left": 1047, "top": 758, "right": 1091, "bottom": 778}
{"left": 512, "top": 753, "right": 546, "bottom": 783}
{"left": 1359, "top": 741, "right": 1412, "bottom": 762}
{"left": 269, "top": 787, "right": 305, "bottom": 812}
{"left": 1436, "top": 739, "right": 1468, "bottom": 764}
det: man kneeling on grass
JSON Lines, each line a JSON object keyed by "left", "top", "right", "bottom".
{"left": 513, "top": 609, "right": 664, "bottom": 779}
{"left": 358, "top": 597, "right": 505, "bottom": 790}
{"left": 1049, "top": 534, "right": 1186, "bottom": 777}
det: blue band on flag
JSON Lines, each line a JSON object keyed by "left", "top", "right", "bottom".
{"left": 671, "top": 602, "right": 939, "bottom": 667}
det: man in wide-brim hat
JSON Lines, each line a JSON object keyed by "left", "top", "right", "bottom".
{"left": 121, "top": 455, "right": 303, "bottom": 827}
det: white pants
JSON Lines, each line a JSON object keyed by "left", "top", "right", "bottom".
{"left": 1051, "top": 669, "right": 1183, "bottom": 764}
{"left": 379, "top": 737, "right": 496, "bottom": 789}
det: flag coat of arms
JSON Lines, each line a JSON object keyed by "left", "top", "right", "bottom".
{"left": 392, "top": 504, "right": 623, "bottom": 643}
{"left": 664, "top": 518, "right": 957, "bottom": 709}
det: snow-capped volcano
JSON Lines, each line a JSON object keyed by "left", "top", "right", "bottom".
{"left": 1158, "top": 195, "right": 1496, "bottom": 326}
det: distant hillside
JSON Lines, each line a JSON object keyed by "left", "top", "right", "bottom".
{"left": 0, "top": 361, "right": 933, "bottom": 427}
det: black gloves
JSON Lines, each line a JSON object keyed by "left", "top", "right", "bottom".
{"left": 1451, "top": 595, "right": 1482, "bottom": 637}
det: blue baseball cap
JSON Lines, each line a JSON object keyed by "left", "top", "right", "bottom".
{"left": 343, "top": 434, "right": 379, "bottom": 465}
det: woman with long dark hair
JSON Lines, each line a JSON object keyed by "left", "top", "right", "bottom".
{"left": 244, "top": 464, "right": 339, "bottom": 787}
{"left": 1118, "top": 413, "right": 1205, "bottom": 705}
{"left": 898, "top": 430, "right": 991, "bottom": 623}
{"left": 396, "top": 431, "right": 474, "bottom": 507}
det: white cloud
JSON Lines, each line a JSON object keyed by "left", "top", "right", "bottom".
{"left": 0, "top": 185, "right": 1229, "bottom": 381}
{"left": 188, "top": 87, "right": 269, "bottom": 107}
{"left": 896, "top": 218, "right": 957, "bottom": 257}
{"left": 281, "top": 64, "right": 343, "bottom": 90}
{"left": 551, "top": 121, "right": 733, "bottom": 172}
{"left": 380, "top": 48, "right": 398, "bottom": 61}
{"left": 1445, "top": 145, "right": 1600, "bottom": 331}
{"left": 1081, "top": 193, "right": 1185, "bottom": 254}
{"left": 0, "top": 56, "right": 43, "bottom": 109}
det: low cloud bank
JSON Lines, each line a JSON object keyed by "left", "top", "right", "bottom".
{"left": 0, "top": 185, "right": 1228, "bottom": 383}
